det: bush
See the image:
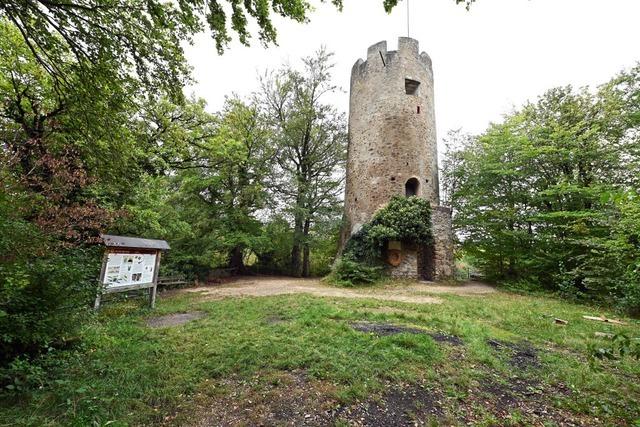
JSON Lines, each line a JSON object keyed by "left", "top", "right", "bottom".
{"left": 331, "top": 257, "right": 384, "bottom": 287}
{"left": 332, "top": 196, "right": 433, "bottom": 285}
{"left": 619, "top": 268, "right": 640, "bottom": 317}
{"left": 344, "top": 196, "right": 433, "bottom": 263}
{"left": 0, "top": 247, "right": 101, "bottom": 369}
{"left": 0, "top": 202, "right": 102, "bottom": 372}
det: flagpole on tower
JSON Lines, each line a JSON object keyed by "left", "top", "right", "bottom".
{"left": 407, "top": 0, "right": 410, "bottom": 37}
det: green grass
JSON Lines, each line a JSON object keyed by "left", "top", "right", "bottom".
{"left": 1, "top": 286, "right": 639, "bottom": 426}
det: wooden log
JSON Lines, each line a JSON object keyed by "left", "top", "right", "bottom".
{"left": 582, "top": 315, "right": 626, "bottom": 325}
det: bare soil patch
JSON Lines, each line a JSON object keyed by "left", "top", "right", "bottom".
{"left": 331, "top": 381, "right": 445, "bottom": 426}
{"left": 182, "top": 373, "right": 445, "bottom": 427}
{"left": 181, "top": 369, "right": 589, "bottom": 426}
{"left": 181, "top": 276, "right": 497, "bottom": 306}
{"left": 488, "top": 339, "right": 540, "bottom": 369}
{"left": 350, "top": 321, "right": 426, "bottom": 336}
{"left": 183, "top": 370, "right": 339, "bottom": 427}
{"left": 146, "top": 311, "right": 207, "bottom": 328}
{"left": 464, "top": 371, "right": 589, "bottom": 426}
{"left": 415, "top": 280, "right": 497, "bottom": 295}
{"left": 264, "top": 314, "right": 289, "bottom": 325}
{"left": 350, "top": 321, "right": 463, "bottom": 346}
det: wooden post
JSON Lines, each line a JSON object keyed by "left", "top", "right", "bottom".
{"left": 94, "top": 251, "right": 109, "bottom": 310}
{"left": 149, "top": 250, "right": 162, "bottom": 309}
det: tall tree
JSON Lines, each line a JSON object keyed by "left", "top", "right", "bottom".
{"left": 0, "top": 1, "right": 344, "bottom": 95}
{"left": 158, "top": 96, "right": 273, "bottom": 274}
{"left": 259, "top": 48, "right": 346, "bottom": 277}
{"left": 0, "top": 21, "right": 139, "bottom": 243}
{"left": 443, "top": 65, "right": 640, "bottom": 310}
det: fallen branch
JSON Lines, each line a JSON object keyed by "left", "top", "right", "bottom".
{"left": 583, "top": 315, "right": 626, "bottom": 325}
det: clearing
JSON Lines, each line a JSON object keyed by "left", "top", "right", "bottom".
{"left": 181, "top": 276, "right": 496, "bottom": 304}
{"left": 2, "top": 277, "right": 638, "bottom": 426}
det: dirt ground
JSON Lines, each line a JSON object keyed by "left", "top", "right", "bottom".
{"left": 146, "top": 311, "right": 207, "bottom": 328}
{"left": 180, "top": 276, "right": 496, "bottom": 305}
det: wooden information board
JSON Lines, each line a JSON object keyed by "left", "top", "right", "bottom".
{"left": 95, "top": 235, "right": 170, "bottom": 309}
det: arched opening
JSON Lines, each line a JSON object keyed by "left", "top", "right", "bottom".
{"left": 405, "top": 178, "right": 419, "bottom": 197}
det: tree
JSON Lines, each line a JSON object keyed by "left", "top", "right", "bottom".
{"left": 444, "top": 65, "right": 640, "bottom": 311}
{"left": 154, "top": 96, "right": 274, "bottom": 274}
{"left": 0, "top": 1, "right": 340, "bottom": 94}
{"left": 0, "top": 21, "right": 139, "bottom": 244}
{"left": 259, "top": 48, "right": 347, "bottom": 277}
{"left": 440, "top": 129, "right": 474, "bottom": 207}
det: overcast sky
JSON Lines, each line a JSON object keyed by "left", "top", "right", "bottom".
{"left": 184, "top": 0, "right": 640, "bottom": 148}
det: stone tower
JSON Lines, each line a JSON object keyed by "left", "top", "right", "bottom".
{"left": 341, "top": 37, "right": 454, "bottom": 280}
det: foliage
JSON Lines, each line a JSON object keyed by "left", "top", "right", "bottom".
{"left": 0, "top": 180, "right": 101, "bottom": 368}
{"left": 382, "top": 0, "right": 475, "bottom": 12}
{"left": 589, "top": 333, "right": 640, "bottom": 364}
{"left": 307, "top": 218, "right": 342, "bottom": 276}
{"left": 343, "top": 196, "right": 433, "bottom": 263}
{"left": 252, "top": 216, "right": 295, "bottom": 274}
{"left": 334, "top": 196, "right": 433, "bottom": 285}
{"left": 331, "top": 257, "right": 384, "bottom": 287}
{"left": 442, "top": 64, "right": 640, "bottom": 313}
{"left": 167, "top": 97, "right": 274, "bottom": 274}
{"left": 0, "top": 0, "right": 351, "bottom": 100}
{"left": 0, "top": 20, "right": 132, "bottom": 372}
{"left": 258, "top": 48, "right": 347, "bottom": 277}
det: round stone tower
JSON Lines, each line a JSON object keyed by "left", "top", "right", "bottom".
{"left": 341, "top": 37, "right": 454, "bottom": 280}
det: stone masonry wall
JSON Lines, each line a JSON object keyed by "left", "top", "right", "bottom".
{"left": 389, "top": 248, "right": 418, "bottom": 279}
{"left": 342, "top": 37, "right": 438, "bottom": 242}
{"left": 432, "top": 206, "right": 454, "bottom": 280}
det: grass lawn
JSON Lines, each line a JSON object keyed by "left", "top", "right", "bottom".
{"left": 1, "top": 282, "right": 639, "bottom": 426}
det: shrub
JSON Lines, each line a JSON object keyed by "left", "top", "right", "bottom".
{"left": 619, "top": 267, "right": 640, "bottom": 317}
{"left": 343, "top": 196, "right": 433, "bottom": 263}
{"left": 331, "top": 257, "right": 384, "bottom": 287}
{"left": 0, "top": 248, "right": 101, "bottom": 370}
{"left": 332, "top": 196, "right": 433, "bottom": 285}
{"left": 0, "top": 190, "right": 101, "bottom": 371}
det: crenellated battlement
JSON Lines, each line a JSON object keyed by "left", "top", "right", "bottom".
{"left": 352, "top": 37, "right": 432, "bottom": 78}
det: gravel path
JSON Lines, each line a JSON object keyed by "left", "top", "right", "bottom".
{"left": 181, "top": 276, "right": 496, "bottom": 305}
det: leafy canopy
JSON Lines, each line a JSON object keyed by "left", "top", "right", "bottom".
{"left": 442, "top": 64, "right": 640, "bottom": 313}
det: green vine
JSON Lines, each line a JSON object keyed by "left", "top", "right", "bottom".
{"left": 332, "top": 196, "right": 433, "bottom": 286}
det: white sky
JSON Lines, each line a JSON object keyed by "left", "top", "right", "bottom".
{"left": 184, "top": 0, "right": 640, "bottom": 148}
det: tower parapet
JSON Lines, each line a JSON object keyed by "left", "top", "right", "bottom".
{"left": 341, "top": 37, "right": 453, "bottom": 280}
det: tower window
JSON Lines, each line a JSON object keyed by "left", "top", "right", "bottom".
{"left": 417, "top": 106, "right": 421, "bottom": 114}
{"left": 405, "top": 178, "right": 419, "bottom": 197}
{"left": 405, "top": 78, "right": 420, "bottom": 95}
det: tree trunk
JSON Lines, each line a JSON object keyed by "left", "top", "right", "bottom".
{"left": 228, "top": 245, "right": 245, "bottom": 274}
{"left": 302, "top": 219, "right": 311, "bottom": 277}
{"left": 291, "top": 213, "right": 304, "bottom": 277}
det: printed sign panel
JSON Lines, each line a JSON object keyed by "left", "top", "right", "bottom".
{"left": 103, "top": 253, "right": 157, "bottom": 288}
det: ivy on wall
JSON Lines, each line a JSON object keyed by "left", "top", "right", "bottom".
{"left": 332, "top": 196, "right": 433, "bottom": 285}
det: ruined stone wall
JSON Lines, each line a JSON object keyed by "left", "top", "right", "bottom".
{"left": 432, "top": 207, "right": 455, "bottom": 280}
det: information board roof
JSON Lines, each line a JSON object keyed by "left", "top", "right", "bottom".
{"left": 100, "top": 234, "right": 170, "bottom": 250}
